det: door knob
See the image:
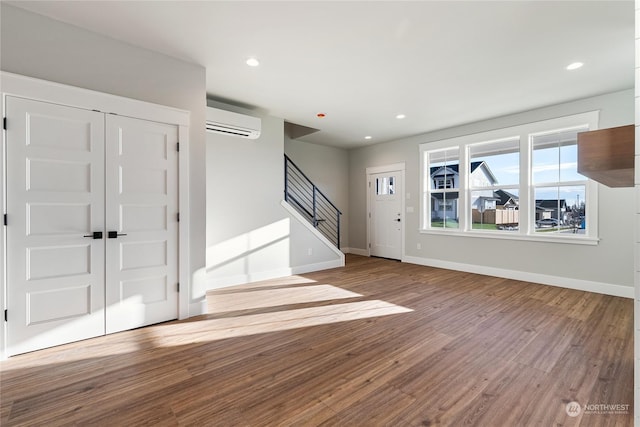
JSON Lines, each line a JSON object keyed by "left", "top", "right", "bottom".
{"left": 395, "top": 219, "right": 401, "bottom": 222}
{"left": 108, "top": 231, "right": 128, "bottom": 239}
{"left": 83, "top": 231, "right": 103, "bottom": 239}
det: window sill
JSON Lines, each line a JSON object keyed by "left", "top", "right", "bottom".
{"left": 418, "top": 228, "right": 599, "bottom": 246}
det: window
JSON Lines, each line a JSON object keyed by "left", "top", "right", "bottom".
{"left": 531, "top": 127, "right": 588, "bottom": 234}
{"left": 425, "top": 148, "right": 459, "bottom": 229}
{"left": 435, "top": 177, "right": 453, "bottom": 189}
{"left": 420, "top": 111, "right": 598, "bottom": 243}
{"left": 376, "top": 176, "right": 395, "bottom": 195}
{"left": 468, "top": 138, "right": 520, "bottom": 232}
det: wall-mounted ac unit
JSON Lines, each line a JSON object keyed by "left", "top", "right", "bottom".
{"left": 206, "top": 107, "right": 261, "bottom": 139}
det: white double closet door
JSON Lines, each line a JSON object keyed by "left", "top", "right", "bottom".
{"left": 6, "top": 96, "right": 179, "bottom": 356}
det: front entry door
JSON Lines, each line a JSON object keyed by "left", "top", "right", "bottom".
{"left": 370, "top": 171, "right": 402, "bottom": 260}
{"left": 6, "top": 96, "right": 179, "bottom": 355}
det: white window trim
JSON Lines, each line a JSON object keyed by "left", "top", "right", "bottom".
{"left": 419, "top": 111, "right": 600, "bottom": 245}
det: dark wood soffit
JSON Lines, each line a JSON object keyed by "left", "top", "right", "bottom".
{"left": 577, "top": 124, "right": 634, "bottom": 188}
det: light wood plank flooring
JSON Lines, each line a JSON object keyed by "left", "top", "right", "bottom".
{"left": 1, "top": 255, "right": 634, "bottom": 426}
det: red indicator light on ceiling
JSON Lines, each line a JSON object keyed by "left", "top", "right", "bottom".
{"left": 316, "top": 113, "right": 326, "bottom": 118}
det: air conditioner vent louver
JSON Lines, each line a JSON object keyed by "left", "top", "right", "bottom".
{"left": 205, "top": 123, "right": 254, "bottom": 137}
{"left": 206, "top": 107, "right": 261, "bottom": 140}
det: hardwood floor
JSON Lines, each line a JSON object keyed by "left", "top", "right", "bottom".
{"left": 1, "top": 255, "right": 633, "bottom": 426}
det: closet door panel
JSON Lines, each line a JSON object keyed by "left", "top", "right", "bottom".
{"left": 5, "top": 97, "right": 106, "bottom": 356}
{"left": 105, "top": 115, "right": 178, "bottom": 334}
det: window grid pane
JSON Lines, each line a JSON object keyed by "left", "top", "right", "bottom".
{"left": 531, "top": 127, "right": 588, "bottom": 234}
{"left": 376, "top": 176, "right": 396, "bottom": 195}
{"left": 534, "top": 185, "right": 586, "bottom": 234}
{"left": 471, "top": 188, "right": 520, "bottom": 231}
{"left": 430, "top": 192, "right": 460, "bottom": 229}
{"left": 468, "top": 139, "right": 520, "bottom": 232}
{"left": 469, "top": 138, "right": 520, "bottom": 188}
{"left": 426, "top": 148, "right": 460, "bottom": 229}
{"left": 532, "top": 126, "right": 588, "bottom": 185}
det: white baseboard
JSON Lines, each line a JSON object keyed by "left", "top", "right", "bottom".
{"left": 188, "top": 300, "right": 208, "bottom": 317}
{"left": 403, "top": 255, "right": 634, "bottom": 299}
{"left": 291, "top": 258, "right": 345, "bottom": 274}
{"left": 344, "top": 247, "right": 369, "bottom": 256}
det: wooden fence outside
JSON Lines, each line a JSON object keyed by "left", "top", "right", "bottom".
{"left": 472, "top": 209, "right": 519, "bottom": 225}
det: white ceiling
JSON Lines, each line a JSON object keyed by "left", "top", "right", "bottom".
{"left": 8, "top": 1, "right": 634, "bottom": 149}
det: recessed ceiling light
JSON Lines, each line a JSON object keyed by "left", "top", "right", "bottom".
{"left": 364, "top": 136, "right": 372, "bottom": 140}
{"left": 566, "top": 62, "right": 583, "bottom": 71}
{"left": 246, "top": 57, "right": 260, "bottom": 67}
{"left": 396, "top": 114, "right": 406, "bottom": 119}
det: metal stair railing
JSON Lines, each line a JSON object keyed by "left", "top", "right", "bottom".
{"left": 284, "top": 154, "right": 341, "bottom": 249}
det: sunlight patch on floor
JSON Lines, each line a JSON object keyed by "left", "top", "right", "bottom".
{"left": 150, "top": 300, "right": 413, "bottom": 346}
{"left": 210, "top": 275, "right": 318, "bottom": 292}
{"left": 208, "top": 284, "right": 363, "bottom": 313}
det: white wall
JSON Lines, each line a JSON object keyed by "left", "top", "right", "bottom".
{"left": 0, "top": 4, "right": 209, "bottom": 310}
{"left": 350, "top": 89, "right": 635, "bottom": 294}
{"left": 204, "top": 105, "right": 343, "bottom": 298}
{"left": 284, "top": 137, "right": 350, "bottom": 249}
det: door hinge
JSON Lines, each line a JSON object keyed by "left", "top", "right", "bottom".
{"left": 368, "top": 212, "right": 371, "bottom": 218}
{"left": 177, "top": 283, "right": 180, "bottom": 292}
{"left": 368, "top": 181, "right": 371, "bottom": 188}
{"left": 3, "top": 214, "right": 6, "bottom": 226}
{"left": 3, "top": 117, "right": 6, "bottom": 130}
{"left": 4, "top": 310, "right": 7, "bottom": 322}
{"left": 176, "top": 142, "right": 179, "bottom": 152}
{"left": 177, "top": 213, "right": 180, "bottom": 222}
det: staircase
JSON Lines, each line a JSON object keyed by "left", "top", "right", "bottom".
{"left": 284, "top": 154, "right": 342, "bottom": 249}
